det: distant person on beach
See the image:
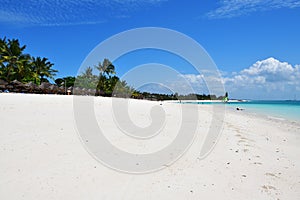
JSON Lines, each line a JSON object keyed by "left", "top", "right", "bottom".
{"left": 236, "top": 107, "right": 244, "bottom": 111}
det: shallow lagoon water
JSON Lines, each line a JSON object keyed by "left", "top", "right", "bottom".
{"left": 180, "top": 100, "right": 300, "bottom": 122}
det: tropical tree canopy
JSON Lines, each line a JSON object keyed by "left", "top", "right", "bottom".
{"left": 31, "top": 56, "right": 57, "bottom": 84}
{"left": 94, "top": 58, "right": 115, "bottom": 77}
{"left": 0, "top": 37, "right": 58, "bottom": 84}
{"left": 75, "top": 66, "right": 98, "bottom": 89}
{"left": 55, "top": 76, "right": 75, "bottom": 88}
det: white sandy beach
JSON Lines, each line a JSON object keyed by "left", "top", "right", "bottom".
{"left": 0, "top": 93, "right": 299, "bottom": 199}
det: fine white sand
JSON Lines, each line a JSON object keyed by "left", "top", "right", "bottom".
{"left": 0, "top": 93, "right": 299, "bottom": 199}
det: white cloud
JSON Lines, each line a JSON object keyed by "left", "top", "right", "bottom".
{"left": 227, "top": 57, "right": 299, "bottom": 83}
{"left": 176, "top": 57, "right": 300, "bottom": 99}
{"left": 0, "top": 0, "right": 167, "bottom": 26}
{"left": 241, "top": 57, "right": 296, "bottom": 82}
{"left": 178, "top": 73, "right": 225, "bottom": 96}
{"left": 207, "top": 0, "right": 300, "bottom": 19}
{"left": 224, "top": 57, "right": 300, "bottom": 99}
{"left": 180, "top": 74, "right": 204, "bottom": 84}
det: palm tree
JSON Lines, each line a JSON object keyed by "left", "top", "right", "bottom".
{"left": 0, "top": 38, "right": 30, "bottom": 82}
{"left": 76, "top": 67, "right": 98, "bottom": 89}
{"left": 16, "top": 57, "right": 32, "bottom": 82}
{"left": 94, "top": 58, "right": 115, "bottom": 78}
{"left": 81, "top": 66, "right": 94, "bottom": 78}
{"left": 0, "top": 37, "right": 6, "bottom": 79}
{"left": 103, "top": 75, "right": 119, "bottom": 95}
{"left": 31, "top": 56, "right": 57, "bottom": 84}
{"left": 94, "top": 58, "right": 115, "bottom": 95}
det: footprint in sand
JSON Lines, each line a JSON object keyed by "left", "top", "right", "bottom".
{"left": 261, "top": 185, "right": 279, "bottom": 197}
{"left": 265, "top": 172, "right": 280, "bottom": 179}
{"left": 261, "top": 185, "right": 277, "bottom": 191}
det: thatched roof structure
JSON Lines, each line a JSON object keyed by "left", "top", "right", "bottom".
{"left": 0, "top": 79, "right": 8, "bottom": 90}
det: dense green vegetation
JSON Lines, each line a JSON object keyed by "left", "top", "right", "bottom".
{"left": 55, "top": 76, "right": 76, "bottom": 88}
{"left": 73, "top": 63, "right": 136, "bottom": 97}
{"left": 1, "top": 37, "right": 227, "bottom": 100}
{"left": 0, "top": 37, "right": 57, "bottom": 84}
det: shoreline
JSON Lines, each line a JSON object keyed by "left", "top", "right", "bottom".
{"left": 1, "top": 92, "right": 299, "bottom": 125}
{"left": 225, "top": 104, "right": 300, "bottom": 127}
{"left": 166, "top": 99, "right": 300, "bottom": 125}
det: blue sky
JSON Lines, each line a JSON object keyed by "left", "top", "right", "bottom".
{"left": 1, "top": 0, "right": 300, "bottom": 99}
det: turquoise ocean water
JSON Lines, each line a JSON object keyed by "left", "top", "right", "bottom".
{"left": 227, "top": 100, "right": 300, "bottom": 122}
{"left": 181, "top": 100, "right": 300, "bottom": 122}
